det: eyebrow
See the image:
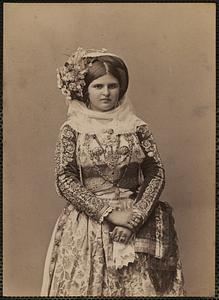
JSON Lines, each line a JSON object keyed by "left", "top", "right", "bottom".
{"left": 92, "top": 81, "right": 119, "bottom": 85}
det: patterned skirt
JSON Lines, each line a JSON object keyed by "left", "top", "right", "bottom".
{"left": 41, "top": 203, "right": 185, "bottom": 296}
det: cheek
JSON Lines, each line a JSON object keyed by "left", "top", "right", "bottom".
{"left": 88, "top": 88, "right": 98, "bottom": 100}
{"left": 113, "top": 89, "right": 120, "bottom": 99}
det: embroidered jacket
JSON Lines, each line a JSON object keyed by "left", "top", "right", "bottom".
{"left": 55, "top": 123, "right": 165, "bottom": 226}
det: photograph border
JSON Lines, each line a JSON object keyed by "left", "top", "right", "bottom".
{"left": 1, "top": 1, "right": 217, "bottom": 298}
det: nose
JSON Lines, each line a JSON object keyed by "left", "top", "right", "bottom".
{"left": 102, "top": 85, "right": 110, "bottom": 96}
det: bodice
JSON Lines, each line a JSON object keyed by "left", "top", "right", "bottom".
{"left": 76, "top": 129, "right": 146, "bottom": 194}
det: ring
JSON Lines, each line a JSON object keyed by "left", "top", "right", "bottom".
{"left": 120, "top": 236, "right": 126, "bottom": 242}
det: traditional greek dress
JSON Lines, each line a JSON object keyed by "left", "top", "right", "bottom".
{"left": 41, "top": 97, "right": 185, "bottom": 296}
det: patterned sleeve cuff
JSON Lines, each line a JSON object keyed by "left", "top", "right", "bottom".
{"left": 98, "top": 205, "right": 114, "bottom": 224}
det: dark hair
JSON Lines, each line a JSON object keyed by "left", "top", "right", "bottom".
{"left": 81, "top": 55, "right": 129, "bottom": 104}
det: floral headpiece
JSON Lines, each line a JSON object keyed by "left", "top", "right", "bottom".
{"left": 57, "top": 47, "right": 108, "bottom": 100}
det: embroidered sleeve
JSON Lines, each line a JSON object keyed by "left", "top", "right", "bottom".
{"left": 128, "top": 124, "right": 165, "bottom": 230}
{"left": 55, "top": 124, "right": 113, "bottom": 223}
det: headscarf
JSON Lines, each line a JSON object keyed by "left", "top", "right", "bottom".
{"left": 64, "top": 95, "right": 145, "bottom": 134}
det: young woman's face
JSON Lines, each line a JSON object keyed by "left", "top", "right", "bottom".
{"left": 88, "top": 74, "right": 120, "bottom": 112}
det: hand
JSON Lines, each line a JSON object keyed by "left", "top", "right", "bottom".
{"left": 106, "top": 209, "right": 133, "bottom": 229}
{"left": 111, "top": 199, "right": 133, "bottom": 211}
{"left": 110, "top": 226, "right": 134, "bottom": 244}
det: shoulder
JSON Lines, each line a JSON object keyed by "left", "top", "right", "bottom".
{"left": 58, "top": 122, "right": 79, "bottom": 141}
{"left": 136, "top": 123, "right": 152, "bottom": 139}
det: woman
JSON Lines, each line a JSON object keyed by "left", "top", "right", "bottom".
{"left": 41, "top": 47, "right": 185, "bottom": 296}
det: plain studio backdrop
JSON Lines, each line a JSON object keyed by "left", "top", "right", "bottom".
{"left": 3, "top": 3, "right": 215, "bottom": 296}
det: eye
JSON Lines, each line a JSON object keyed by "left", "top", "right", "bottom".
{"left": 109, "top": 83, "right": 119, "bottom": 89}
{"left": 93, "top": 84, "right": 103, "bottom": 89}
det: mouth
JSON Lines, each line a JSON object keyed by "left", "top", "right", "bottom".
{"left": 101, "top": 98, "right": 111, "bottom": 101}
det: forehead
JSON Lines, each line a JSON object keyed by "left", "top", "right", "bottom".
{"left": 90, "top": 74, "right": 119, "bottom": 85}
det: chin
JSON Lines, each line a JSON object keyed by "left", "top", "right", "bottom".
{"left": 100, "top": 103, "right": 115, "bottom": 111}
{"left": 102, "top": 106, "right": 114, "bottom": 112}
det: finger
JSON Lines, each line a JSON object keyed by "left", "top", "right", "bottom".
{"left": 128, "top": 233, "right": 134, "bottom": 243}
{"left": 125, "top": 201, "right": 131, "bottom": 210}
{"left": 119, "top": 235, "right": 127, "bottom": 244}
{"left": 125, "top": 200, "right": 129, "bottom": 209}
{"left": 121, "top": 201, "right": 126, "bottom": 210}
{"left": 127, "top": 200, "right": 133, "bottom": 209}
{"left": 122, "top": 232, "right": 130, "bottom": 244}
{"left": 122, "top": 235, "right": 128, "bottom": 244}
{"left": 111, "top": 227, "right": 117, "bottom": 234}
{"left": 126, "top": 201, "right": 132, "bottom": 210}
{"left": 113, "top": 228, "right": 121, "bottom": 242}
{"left": 109, "top": 231, "right": 114, "bottom": 240}
{"left": 116, "top": 229, "right": 123, "bottom": 241}
{"left": 116, "top": 229, "right": 126, "bottom": 242}
{"left": 121, "top": 199, "right": 127, "bottom": 210}
{"left": 110, "top": 227, "right": 118, "bottom": 239}
{"left": 123, "top": 201, "right": 128, "bottom": 210}
{"left": 114, "top": 234, "right": 121, "bottom": 242}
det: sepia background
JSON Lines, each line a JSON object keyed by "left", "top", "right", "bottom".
{"left": 3, "top": 3, "right": 215, "bottom": 296}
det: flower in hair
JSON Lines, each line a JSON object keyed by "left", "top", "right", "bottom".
{"left": 57, "top": 47, "right": 108, "bottom": 100}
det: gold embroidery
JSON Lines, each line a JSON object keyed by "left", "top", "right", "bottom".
{"left": 129, "top": 125, "right": 165, "bottom": 226}
{"left": 55, "top": 124, "right": 112, "bottom": 223}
